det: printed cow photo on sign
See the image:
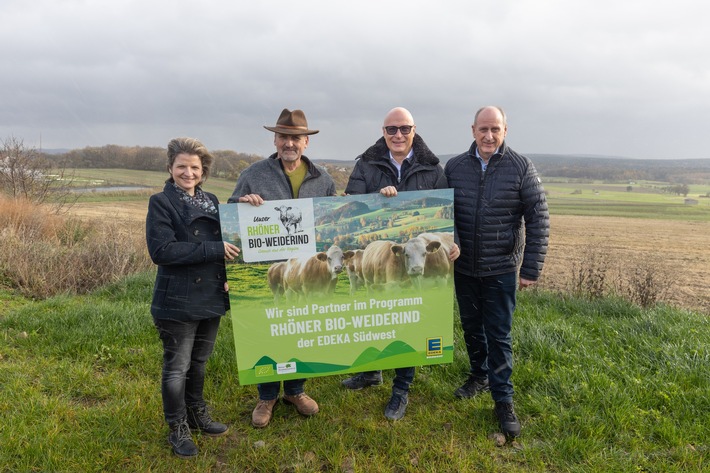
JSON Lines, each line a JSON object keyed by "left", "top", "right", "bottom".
{"left": 219, "top": 188, "right": 457, "bottom": 388}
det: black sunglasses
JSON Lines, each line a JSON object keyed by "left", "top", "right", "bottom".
{"left": 383, "top": 125, "right": 414, "bottom": 136}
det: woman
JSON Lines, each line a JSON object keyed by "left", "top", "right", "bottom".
{"left": 146, "top": 137, "right": 239, "bottom": 458}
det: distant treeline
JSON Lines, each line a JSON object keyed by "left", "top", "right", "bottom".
{"left": 43, "top": 145, "right": 710, "bottom": 186}
{"left": 43, "top": 144, "right": 354, "bottom": 190}
{"left": 45, "top": 144, "right": 263, "bottom": 182}
{"left": 527, "top": 154, "right": 710, "bottom": 184}
{"left": 436, "top": 153, "right": 710, "bottom": 184}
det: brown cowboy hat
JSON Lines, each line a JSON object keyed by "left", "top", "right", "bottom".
{"left": 264, "top": 108, "right": 319, "bottom": 135}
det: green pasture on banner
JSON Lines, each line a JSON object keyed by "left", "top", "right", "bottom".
{"left": 220, "top": 189, "right": 455, "bottom": 385}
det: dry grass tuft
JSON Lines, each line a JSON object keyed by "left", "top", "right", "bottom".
{"left": 0, "top": 195, "right": 152, "bottom": 299}
{"left": 540, "top": 246, "right": 674, "bottom": 309}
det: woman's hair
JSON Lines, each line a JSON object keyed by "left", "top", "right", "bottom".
{"left": 166, "top": 137, "right": 215, "bottom": 184}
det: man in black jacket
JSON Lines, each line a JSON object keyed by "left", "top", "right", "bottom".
{"left": 345, "top": 107, "right": 447, "bottom": 197}
{"left": 445, "top": 106, "right": 549, "bottom": 438}
{"left": 342, "top": 107, "right": 459, "bottom": 420}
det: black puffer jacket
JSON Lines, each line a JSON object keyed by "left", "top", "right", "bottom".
{"left": 345, "top": 134, "right": 447, "bottom": 194}
{"left": 445, "top": 141, "right": 549, "bottom": 280}
{"left": 146, "top": 183, "right": 230, "bottom": 321}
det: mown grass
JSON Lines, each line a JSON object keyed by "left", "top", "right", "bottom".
{"left": 70, "top": 169, "right": 238, "bottom": 203}
{"left": 547, "top": 199, "right": 710, "bottom": 220}
{"left": 1, "top": 273, "right": 707, "bottom": 472}
{"left": 543, "top": 181, "right": 710, "bottom": 221}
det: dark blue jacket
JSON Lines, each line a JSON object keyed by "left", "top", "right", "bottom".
{"left": 146, "top": 183, "right": 230, "bottom": 321}
{"left": 445, "top": 141, "right": 549, "bottom": 280}
{"left": 345, "top": 134, "right": 447, "bottom": 194}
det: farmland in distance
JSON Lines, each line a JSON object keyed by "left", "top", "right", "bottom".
{"left": 65, "top": 169, "right": 710, "bottom": 313}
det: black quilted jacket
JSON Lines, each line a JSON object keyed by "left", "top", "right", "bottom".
{"left": 345, "top": 134, "right": 447, "bottom": 194}
{"left": 445, "top": 141, "right": 549, "bottom": 280}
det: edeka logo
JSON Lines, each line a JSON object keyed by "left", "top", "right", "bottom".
{"left": 426, "top": 337, "right": 443, "bottom": 357}
{"left": 255, "top": 364, "right": 275, "bottom": 377}
{"left": 277, "top": 362, "right": 298, "bottom": 374}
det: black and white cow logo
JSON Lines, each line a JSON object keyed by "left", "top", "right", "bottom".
{"left": 274, "top": 205, "right": 303, "bottom": 235}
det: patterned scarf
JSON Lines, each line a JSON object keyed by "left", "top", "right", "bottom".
{"left": 173, "top": 183, "right": 218, "bottom": 214}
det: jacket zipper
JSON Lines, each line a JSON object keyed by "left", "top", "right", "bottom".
{"left": 473, "top": 166, "right": 486, "bottom": 274}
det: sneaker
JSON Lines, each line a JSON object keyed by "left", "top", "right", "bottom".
{"left": 341, "top": 372, "right": 383, "bottom": 390}
{"left": 454, "top": 376, "right": 490, "bottom": 399}
{"left": 187, "top": 405, "right": 229, "bottom": 437}
{"left": 282, "top": 393, "right": 319, "bottom": 416}
{"left": 251, "top": 398, "right": 278, "bottom": 428}
{"left": 168, "top": 417, "right": 198, "bottom": 458}
{"left": 494, "top": 401, "right": 521, "bottom": 438}
{"left": 384, "top": 387, "right": 409, "bottom": 420}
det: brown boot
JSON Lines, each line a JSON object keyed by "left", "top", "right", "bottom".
{"left": 251, "top": 398, "right": 278, "bottom": 428}
{"left": 282, "top": 393, "right": 319, "bottom": 416}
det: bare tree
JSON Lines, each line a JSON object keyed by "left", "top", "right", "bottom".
{"left": 0, "top": 135, "right": 77, "bottom": 212}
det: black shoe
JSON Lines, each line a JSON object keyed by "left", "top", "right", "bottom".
{"left": 454, "top": 376, "right": 490, "bottom": 399}
{"left": 384, "top": 387, "right": 409, "bottom": 420}
{"left": 342, "top": 372, "right": 383, "bottom": 390}
{"left": 168, "top": 418, "right": 198, "bottom": 458}
{"left": 494, "top": 401, "right": 521, "bottom": 438}
{"left": 187, "top": 405, "right": 229, "bottom": 437}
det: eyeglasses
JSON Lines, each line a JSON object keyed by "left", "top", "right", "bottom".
{"left": 383, "top": 125, "right": 414, "bottom": 136}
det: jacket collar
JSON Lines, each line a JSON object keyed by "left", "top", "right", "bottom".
{"left": 469, "top": 140, "right": 508, "bottom": 163}
{"left": 162, "top": 182, "right": 217, "bottom": 225}
{"left": 358, "top": 134, "right": 440, "bottom": 166}
{"left": 268, "top": 153, "right": 321, "bottom": 177}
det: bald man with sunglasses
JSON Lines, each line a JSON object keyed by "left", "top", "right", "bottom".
{"left": 342, "top": 107, "right": 459, "bottom": 420}
{"left": 345, "top": 107, "right": 448, "bottom": 197}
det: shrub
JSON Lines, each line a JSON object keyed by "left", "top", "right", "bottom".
{"left": 0, "top": 195, "right": 152, "bottom": 299}
{"left": 1, "top": 135, "right": 77, "bottom": 212}
{"left": 569, "top": 248, "right": 611, "bottom": 299}
{"left": 557, "top": 247, "right": 673, "bottom": 309}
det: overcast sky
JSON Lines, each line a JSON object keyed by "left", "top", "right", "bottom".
{"left": 2, "top": 0, "right": 708, "bottom": 160}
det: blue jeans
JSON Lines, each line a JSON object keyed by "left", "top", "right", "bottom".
{"left": 258, "top": 379, "right": 307, "bottom": 400}
{"left": 454, "top": 271, "right": 516, "bottom": 403}
{"left": 154, "top": 317, "right": 221, "bottom": 424}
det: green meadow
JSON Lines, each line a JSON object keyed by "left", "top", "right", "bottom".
{"left": 69, "top": 168, "right": 237, "bottom": 203}
{"left": 1, "top": 273, "right": 707, "bottom": 472}
{"left": 543, "top": 180, "right": 710, "bottom": 220}
{"left": 1, "top": 166, "right": 707, "bottom": 471}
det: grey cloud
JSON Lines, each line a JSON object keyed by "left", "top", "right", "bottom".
{"left": 1, "top": 0, "right": 709, "bottom": 159}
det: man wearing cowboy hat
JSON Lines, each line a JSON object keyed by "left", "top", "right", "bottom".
{"left": 228, "top": 108, "right": 335, "bottom": 428}
{"left": 229, "top": 108, "right": 335, "bottom": 206}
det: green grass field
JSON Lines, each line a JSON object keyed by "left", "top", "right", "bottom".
{"left": 2, "top": 168, "right": 708, "bottom": 471}
{"left": 1, "top": 273, "right": 707, "bottom": 472}
{"left": 543, "top": 180, "right": 710, "bottom": 220}
{"left": 70, "top": 168, "right": 237, "bottom": 203}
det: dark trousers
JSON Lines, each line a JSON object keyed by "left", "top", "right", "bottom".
{"left": 258, "top": 379, "right": 307, "bottom": 400}
{"left": 154, "top": 317, "right": 221, "bottom": 424}
{"left": 362, "top": 367, "right": 415, "bottom": 391}
{"left": 454, "top": 271, "right": 517, "bottom": 403}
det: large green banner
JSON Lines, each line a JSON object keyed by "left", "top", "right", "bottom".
{"left": 219, "top": 189, "right": 455, "bottom": 385}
